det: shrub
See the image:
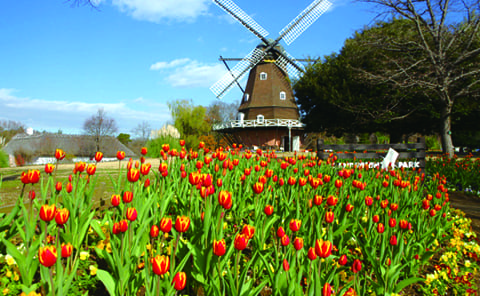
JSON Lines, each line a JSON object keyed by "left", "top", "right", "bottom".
{"left": 0, "top": 150, "right": 9, "bottom": 168}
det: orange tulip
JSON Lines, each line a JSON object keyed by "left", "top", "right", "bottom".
{"left": 252, "top": 182, "right": 264, "bottom": 194}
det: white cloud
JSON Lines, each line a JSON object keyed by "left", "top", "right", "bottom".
{"left": 165, "top": 60, "right": 226, "bottom": 88}
{"left": 0, "top": 88, "right": 171, "bottom": 134}
{"left": 111, "top": 0, "right": 210, "bottom": 23}
{"left": 150, "top": 58, "right": 191, "bottom": 70}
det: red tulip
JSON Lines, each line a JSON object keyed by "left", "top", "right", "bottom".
{"left": 289, "top": 219, "right": 302, "bottom": 232}
{"left": 325, "top": 210, "right": 334, "bottom": 224}
{"left": 252, "top": 182, "right": 264, "bottom": 194}
{"left": 334, "top": 179, "right": 343, "bottom": 188}
{"left": 326, "top": 195, "right": 338, "bottom": 206}
{"left": 123, "top": 191, "right": 133, "bottom": 203}
{"left": 28, "top": 190, "right": 36, "bottom": 200}
{"left": 151, "top": 255, "right": 170, "bottom": 275}
{"left": 315, "top": 239, "right": 332, "bottom": 258}
{"left": 311, "top": 196, "right": 322, "bottom": 207}
{"left": 55, "top": 208, "right": 70, "bottom": 225}
{"left": 127, "top": 168, "right": 140, "bottom": 182}
{"left": 40, "top": 204, "right": 56, "bottom": 222}
{"left": 234, "top": 233, "right": 248, "bottom": 250}
{"left": 241, "top": 225, "right": 255, "bottom": 239}
{"left": 429, "top": 209, "right": 437, "bottom": 217}
{"left": 389, "top": 218, "right": 397, "bottom": 228}
{"left": 365, "top": 196, "right": 373, "bottom": 206}
{"left": 172, "top": 271, "right": 187, "bottom": 291}
{"left": 116, "top": 151, "right": 125, "bottom": 160}
{"left": 140, "top": 163, "right": 151, "bottom": 176}
{"left": 66, "top": 182, "right": 73, "bottom": 193}
{"left": 390, "top": 234, "right": 398, "bottom": 246}
{"left": 61, "top": 243, "right": 73, "bottom": 258}
{"left": 55, "top": 149, "right": 66, "bottom": 160}
{"left": 111, "top": 194, "right": 121, "bottom": 207}
{"left": 45, "top": 163, "right": 55, "bottom": 174}
{"left": 345, "top": 204, "right": 354, "bottom": 212}
{"left": 277, "top": 226, "right": 285, "bottom": 238}
{"left": 141, "top": 147, "right": 148, "bottom": 155}
{"left": 160, "top": 217, "right": 172, "bottom": 233}
{"left": 179, "top": 139, "right": 185, "bottom": 146}
{"left": 352, "top": 259, "right": 362, "bottom": 273}
{"left": 264, "top": 205, "right": 274, "bottom": 216}
{"left": 322, "top": 283, "right": 332, "bottom": 296}
{"left": 85, "top": 164, "right": 95, "bottom": 176}
{"left": 213, "top": 239, "right": 226, "bottom": 256}
{"left": 293, "top": 237, "right": 304, "bottom": 251}
{"left": 39, "top": 245, "right": 57, "bottom": 267}
{"left": 55, "top": 181, "right": 62, "bottom": 192}
{"left": 308, "top": 247, "right": 317, "bottom": 260}
{"left": 377, "top": 223, "right": 385, "bottom": 234}
{"left": 119, "top": 220, "right": 128, "bottom": 233}
{"left": 218, "top": 190, "right": 233, "bottom": 210}
{"left": 94, "top": 151, "right": 103, "bottom": 162}
{"left": 339, "top": 254, "right": 348, "bottom": 266}
{"left": 175, "top": 216, "right": 190, "bottom": 233}
{"left": 281, "top": 234, "right": 290, "bottom": 246}
{"left": 126, "top": 207, "right": 137, "bottom": 221}
{"left": 150, "top": 225, "right": 159, "bottom": 238}
{"left": 283, "top": 259, "right": 290, "bottom": 271}
{"left": 112, "top": 222, "right": 121, "bottom": 235}
{"left": 372, "top": 215, "right": 380, "bottom": 223}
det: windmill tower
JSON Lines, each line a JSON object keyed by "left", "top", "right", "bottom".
{"left": 210, "top": 0, "right": 332, "bottom": 151}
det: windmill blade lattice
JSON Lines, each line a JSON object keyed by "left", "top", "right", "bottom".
{"left": 213, "top": 0, "right": 269, "bottom": 41}
{"left": 210, "top": 48, "right": 267, "bottom": 99}
{"left": 275, "top": 52, "right": 303, "bottom": 81}
{"left": 280, "top": 0, "right": 332, "bottom": 46}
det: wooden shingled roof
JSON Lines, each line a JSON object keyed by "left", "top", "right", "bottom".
{"left": 2, "top": 133, "right": 136, "bottom": 158}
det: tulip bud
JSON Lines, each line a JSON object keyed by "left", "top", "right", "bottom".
{"left": 61, "top": 243, "right": 73, "bottom": 258}
{"left": 175, "top": 216, "right": 190, "bottom": 233}
{"left": 151, "top": 255, "right": 170, "bottom": 275}
{"left": 308, "top": 247, "right": 317, "bottom": 261}
{"left": 234, "top": 233, "right": 248, "bottom": 250}
{"left": 55, "top": 208, "right": 70, "bottom": 225}
{"left": 150, "top": 225, "right": 160, "bottom": 238}
{"left": 283, "top": 259, "right": 290, "bottom": 271}
{"left": 213, "top": 239, "right": 227, "bottom": 256}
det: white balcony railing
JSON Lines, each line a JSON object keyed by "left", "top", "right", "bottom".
{"left": 213, "top": 119, "right": 305, "bottom": 131}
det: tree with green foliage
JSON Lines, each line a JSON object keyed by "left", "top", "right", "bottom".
{"left": 168, "top": 100, "right": 211, "bottom": 150}
{"left": 296, "top": 9, "right": 480, "bottom": 153}
{"left": 117, "top": 133, "right": 132, "bottom": 146}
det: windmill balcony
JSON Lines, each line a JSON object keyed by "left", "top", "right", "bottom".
{"left": 213, "top": 118, "right": 305, "bottom": 131}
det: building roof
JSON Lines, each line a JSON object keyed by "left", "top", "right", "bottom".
{"left": 2, "top": 133, "right": 136, "bottom": 158}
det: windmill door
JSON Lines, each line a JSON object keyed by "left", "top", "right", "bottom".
{"left": 293, "top": 136, "right": 300, "bottom": 152}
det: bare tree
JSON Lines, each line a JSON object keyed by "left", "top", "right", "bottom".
{"left": 131, "top": 121, "right": 152, "bottom": 142}
{"left": 356, "top": 0, "right": 480, "bottom": 156}
{"left": 83, "top": 108, "right": 118, "bottom": 152}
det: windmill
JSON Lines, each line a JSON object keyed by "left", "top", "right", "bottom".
{"left": 210, "top": 0, "right": 332, "bottom": 151}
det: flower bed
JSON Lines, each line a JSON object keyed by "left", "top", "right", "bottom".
{"left": 0, "top": 145, "right": 479, "bottom": 296}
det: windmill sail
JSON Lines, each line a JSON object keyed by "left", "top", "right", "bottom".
{"left": 280, "top": 0, "right": 332, "bottom": 46}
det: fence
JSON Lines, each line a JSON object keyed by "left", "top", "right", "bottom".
{"left": 316, "top": 137, "right": 426, "bottom": 171}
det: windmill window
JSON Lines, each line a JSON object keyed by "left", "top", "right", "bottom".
{"left": 257, "top": 114, "right": 264, "bottom": 123}
{"left": 260, "top": 72, "right": 267, "bottom": 80}
{"left": 243, "top": 93, "right": 249, "bottom": 102}
{"left": 280, "top": 91, "right": 286, "bottom": 100}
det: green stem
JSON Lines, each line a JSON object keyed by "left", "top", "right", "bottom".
{"left": 235, "top": 250, "right": 241, "bottom": 293}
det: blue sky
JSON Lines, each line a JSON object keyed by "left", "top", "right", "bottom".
{"left": 0, "top": 0, "right": 378, "bottom": 136}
